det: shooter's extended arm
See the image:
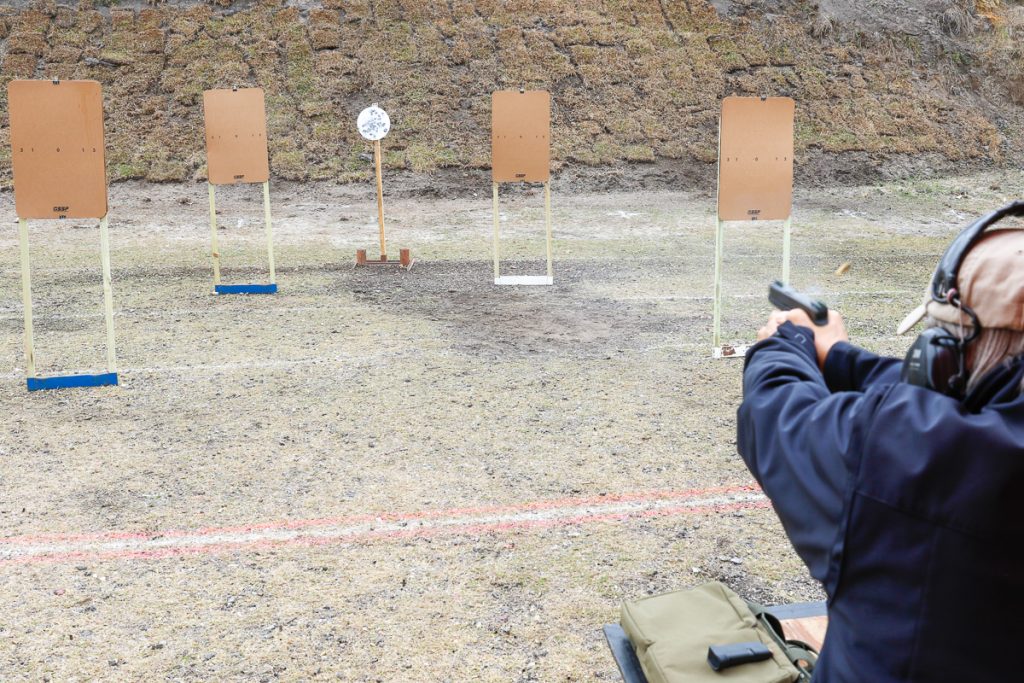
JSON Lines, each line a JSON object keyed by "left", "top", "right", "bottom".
{"left": 768, "top": 281, "right": 829, "bottom": 326}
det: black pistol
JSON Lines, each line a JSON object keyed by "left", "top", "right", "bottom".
{"left": 768, "top": 281, "right": 829, "bottom": 326}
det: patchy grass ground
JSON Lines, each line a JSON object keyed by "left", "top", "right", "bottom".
{"left": 0, "top": 171, "right": 1020, "bottom": 681}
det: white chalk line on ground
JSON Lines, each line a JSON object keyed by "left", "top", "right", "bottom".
{"left": 0, "top": 336, "right": 911, "bottom": 380}
{"left": 0, "top": 305, "right": 360, "bottom": 321}
{"left": 0, "top": 250, "right": 948, "bottom": 278}
{"left": 0, "top": 290, "right": 917, "bottom": 321}
{"left": 1, "top": 488, "right": 767, "bottom": 565}
{"left": 0, "top": 352, "right": 390, "bottom": 379}
{"left": 621, "top": 290, "right": 915, "bottom": 301}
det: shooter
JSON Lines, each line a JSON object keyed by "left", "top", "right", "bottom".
{"left": 737, "top": 202, "right": 1024, "bottom": 682}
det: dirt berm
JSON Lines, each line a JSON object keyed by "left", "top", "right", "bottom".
{"left": 0, "top": 0, "right": 1023, "bottom": 193}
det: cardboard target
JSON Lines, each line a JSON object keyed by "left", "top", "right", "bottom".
{"left": 203, "top": 88, "right": 270, "bottom": 185}
{"left": 491, "top": 90, "right": 550, "bottom": 183}
{"left": 718, "top": 96, "right": 794, "bottom": 222}
{"left": 9, "top": 80, "right": 108, "bottom": 219}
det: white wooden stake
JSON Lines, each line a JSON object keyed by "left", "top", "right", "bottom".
{"left": 544, "top": 181, "right": 553, "bottom": 278}
{"left": 492, "top": 182, "right": 500, "bottom": 280}
{"left": 712, "top": 217, "right": 724, "bottom": 350}
{"left": 18, "top": 218, "right": 36, "bottom": 378}
{"left": 263, "top": 181, "right": 276, "bottom": 284}
{"left": 374, "top": 140, "right": 386, "bottom": 259}
{"left": 713, "top": 112, "right": 723, "bottom": 351}
{"left": 208, "top": 183, "right": 221, "bottom": 286}
{"left": 782, "top": 215, "right": 792, "bottom": 285}
{"left": 98, "top": 215, "right": 118, "bottom": 373}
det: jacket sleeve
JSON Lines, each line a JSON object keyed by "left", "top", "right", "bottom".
{"left": 737, "top": 323, "right": 881, "bottom": 587}
{"left": 822, "top": 341, "right": 903, "bottom": 393}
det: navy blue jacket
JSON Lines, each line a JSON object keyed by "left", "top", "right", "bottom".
{"left": 738, "top": 322, "right": 1024, "bottom": 682}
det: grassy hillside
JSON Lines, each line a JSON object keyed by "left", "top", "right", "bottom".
{"left": 0, "top": 0, "right": 1022, "bottom": 188}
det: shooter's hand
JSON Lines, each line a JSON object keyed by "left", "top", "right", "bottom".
{"left": 758, "top": 309, "right": 849, "bottom": 370}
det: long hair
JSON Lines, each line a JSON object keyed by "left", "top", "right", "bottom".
{"left": 928, "top": 318, "right": 1024, "bottom": 394}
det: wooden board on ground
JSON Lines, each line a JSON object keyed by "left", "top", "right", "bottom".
{"left": 491, "top": 90, "right": 550, "bottom": 183}
{"left": 203, "top": 88, "right": 270, "bottom": 185}
{"left": 718, "top": 96, "right": 794, "bottom": 221}
{"left": 780, "top": 615, "right": 827, "bottom": 652}
{"left": 8, "top": 80, "right": 108, "bottom": 219}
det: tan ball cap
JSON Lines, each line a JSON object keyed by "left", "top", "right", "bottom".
{"left": 898, "top": 228, "right": 1024, "bottom": 334}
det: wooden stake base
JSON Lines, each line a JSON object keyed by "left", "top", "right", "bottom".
{"left": 355, "top": 248, "right": 413, "bottom": 270}
{"left": 712, "top": 344, "right": 750, "bottom": 359}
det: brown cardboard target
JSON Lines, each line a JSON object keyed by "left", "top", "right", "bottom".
{"left": 718, "top": 96, "right": 794, "bottom": 221}
{"left": 9, "top": 80, "right": 108, "bottom": 219}
{"left": 203, "top": 88, "right": 270, "bottom": 185}
{"left": 492, "top": 91, "right": 550, "bottom": 183}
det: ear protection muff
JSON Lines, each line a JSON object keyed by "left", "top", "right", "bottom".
{"left": 902, "top": 200, "right": 1024, "bottom": 397}
{"left": 901, "top": 327, "right": 965, "bottom": 396}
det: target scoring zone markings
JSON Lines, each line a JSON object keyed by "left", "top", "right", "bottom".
{"left": 357, "top": 105, "right": 391, "bottom": 141}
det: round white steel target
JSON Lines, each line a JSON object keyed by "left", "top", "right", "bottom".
{"left": 357, "top": 105, "right": 391, "bottom": 141}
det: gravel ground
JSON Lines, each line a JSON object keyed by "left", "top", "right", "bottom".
{"left": 0, "top": 171, "right": 1020, "bottom": 681}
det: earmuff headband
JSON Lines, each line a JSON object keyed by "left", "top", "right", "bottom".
{"left": 931, "top": 200, "right": 1024, "bottom": 304}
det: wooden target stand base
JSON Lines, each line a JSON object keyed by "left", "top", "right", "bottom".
{"left": 19, "top": 216, "right": 119, "bottom": 391}
{"left": 355, "top": 139, "right": 413, "bottom": 270}
{"left": 208, "top": 181, "right": 277, "bottom": 295}
{"left": 491, "top": 182, "right": 554, "bottom": 286}
{"left": 355, "top": 249, "right": 413, "bottom": 268}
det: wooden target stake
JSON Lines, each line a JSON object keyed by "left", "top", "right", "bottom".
{"left": 355, "top": 104, "right": 412, "bottom": 269}
{"left": 18, "top": 218, "right": 36, "bottom": 379}
{"left": 492, "top": 182, "right": 501, "bottom": 280}
{"left": 712, "top": 96, "right": 795, "bottom": 359}
{"left": 98, "top": 215, "right": 117, "bottom": 374}
{"left": 208, "top": 182, "right": 221, "bottom": 285}
{"left": 263, "top": 180, "right": 277, "bottom": 284}
{"left": 9, "top": 79, "right": 119, "bottom": 391}
{"left": 491, "top": 89, "right": 554, "bottom": 286}
{"left": 202, "top": 87, "right": 278, "bottom": 294}
{"left": 375, "top": 139, "right": 387, "bottom": 258}
{"left": 544, "top": 182, "right": 554, "bottom": 278}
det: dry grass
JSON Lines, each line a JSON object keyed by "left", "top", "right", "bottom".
{"left": 940, "top": 4, "right": 976, "bottom": 36}
{"left": 0, "top": 1, "right": 1020, "bottom": 189}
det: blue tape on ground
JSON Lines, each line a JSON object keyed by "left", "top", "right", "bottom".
{"left": 27, "top": 372, "right": 119, "bottom": 392}
{"left": 215, "top": 284, "right": 278, "bottom": 295}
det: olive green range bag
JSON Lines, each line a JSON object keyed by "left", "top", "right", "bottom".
{"left": 620, "top": 582, "right": 817, "bottom": 683}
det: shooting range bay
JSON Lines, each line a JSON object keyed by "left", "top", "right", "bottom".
{"left": 3, "top": 0, "right": 1024, "bottom": 677}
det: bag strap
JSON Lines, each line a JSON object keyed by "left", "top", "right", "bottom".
{"left": 745, "top": 600, "right": 785, "bottom": 635}
{"left": 745, "top": 600, "right": 817, "bottom": 681}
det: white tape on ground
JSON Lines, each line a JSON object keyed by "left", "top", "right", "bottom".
{"left": 1, "top": 490, "right": 767, "bottom": 564}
